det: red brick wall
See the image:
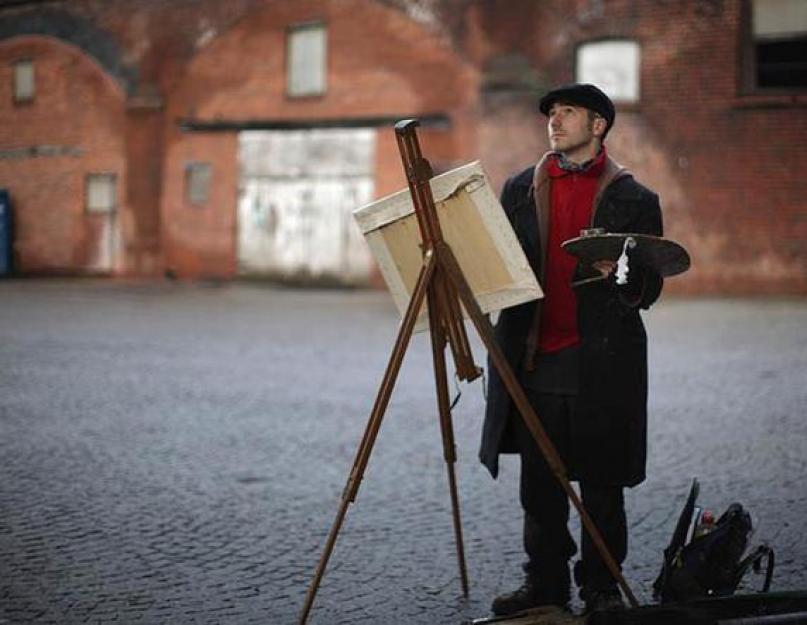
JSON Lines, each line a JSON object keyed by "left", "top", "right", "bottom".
{"left": 161, "top": 132, "right": 238, "bottom": 279}
{"left": 161, "top": 0, "right": 476, "bottom": 277}
{"left": 0, "top": 35, "right": 128, "bottom": 274}
{"left": 124, "top": 106, "right": 165, "bottom": 277}
{"left": 467, "top": 0, "right": 807, "bottom": 295}
{"left": 169, "top": 0, "right": 474, "bottom": 121}
{"left": 1, "top": 0, "right": 805, "bottom": 292}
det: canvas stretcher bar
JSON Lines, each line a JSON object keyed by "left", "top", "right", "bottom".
{"left": 353, "top": 161, "right": 543, "bottom": 330}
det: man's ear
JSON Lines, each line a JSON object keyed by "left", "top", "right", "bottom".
{"left": 592, "top": 116, "right": 607, "bottom": 138}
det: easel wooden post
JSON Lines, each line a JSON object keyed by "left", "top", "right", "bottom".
{"left": 298, "top": 120, "right": 638, "bottom": 624}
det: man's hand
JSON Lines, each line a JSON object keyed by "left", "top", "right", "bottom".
{"left": 592, "top": 260, "right": 617, "bottom": 277}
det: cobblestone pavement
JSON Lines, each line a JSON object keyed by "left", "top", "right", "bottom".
{"left": 1, "top": 279, "right": 806, "bottom": 625}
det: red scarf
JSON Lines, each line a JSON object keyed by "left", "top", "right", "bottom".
{"left": 538, "top": 147, "right": 607, "bottom": 353}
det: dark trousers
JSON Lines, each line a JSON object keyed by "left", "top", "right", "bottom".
{"left": 514, "top": 388, "right": 627, "bottom": 593}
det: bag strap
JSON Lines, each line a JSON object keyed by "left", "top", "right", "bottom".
{"left": 734, "top": 545, "right": 775, "bottom": 593}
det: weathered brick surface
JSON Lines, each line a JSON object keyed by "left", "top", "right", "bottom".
{"left": 467, "top": 0, "right": 807, "bottom": 295}
{"left": 1, "top": 280, "right": 806, "bottom": 624}
{"left": 1, "top": 0, "right": 806, "bottom": 292}
{"left": 158, "top": 0, "right": 475, "bottom": 279}
{"left": 0, "top": 35, "right": 127, "bottom": 273}
{"left": 0, "top": 0, "right": 475, "bottom": 281}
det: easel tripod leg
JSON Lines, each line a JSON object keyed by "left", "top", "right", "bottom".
{"left": 297, "top": 252, "right": 437, "bottom": 625}
{"left": 437, "top": 242, "right": 640, "bottom": 609}
{"left": 427, "top": 273, "right": 469, "bottom": 596}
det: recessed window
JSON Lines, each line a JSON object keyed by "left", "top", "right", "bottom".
{"left": 575, "top": 40, "right": 641, "bottom": 103}
{"left": 749, "top": 0, "right": 807, "bottom": 90}
{"left": 287, "top": 23, "right": 327, "bottom": 97}
{"left": 13, "top": 59, "right": 34, "bottom": 102}
{"left": 185, "top": 162, "right": 211, "bottom": 206}
{"left": 85, "top": 174, "right": 117, "bottom": 213}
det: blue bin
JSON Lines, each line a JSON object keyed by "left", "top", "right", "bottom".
{"left": 0, "top": 190, "right": 13, "bottom": 275}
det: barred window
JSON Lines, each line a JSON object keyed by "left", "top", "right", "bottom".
{"left": 749, "top": 0, "right": 807, "bottom": 90}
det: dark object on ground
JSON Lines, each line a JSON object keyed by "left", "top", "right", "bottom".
{"left": 653, "top": 479, "right": 774, "bottom": 603}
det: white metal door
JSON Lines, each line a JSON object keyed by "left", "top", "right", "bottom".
{"left": 237, "top": 129, "right": 375, "bottom": 283}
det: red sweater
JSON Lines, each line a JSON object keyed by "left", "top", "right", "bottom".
{"left": 538, "top": 149, "right": 607, "bottom": 353}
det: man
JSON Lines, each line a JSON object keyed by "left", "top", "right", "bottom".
{"left": 480, "top": 83, "right": 664, "bottom": 615}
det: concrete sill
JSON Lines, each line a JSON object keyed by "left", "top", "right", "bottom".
{"left": 732, "top": 93, "right": 807, "bottom": 109}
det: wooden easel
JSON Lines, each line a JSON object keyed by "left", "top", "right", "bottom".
{"left": 298, "top": 120, "right": 638, "bottom": 624}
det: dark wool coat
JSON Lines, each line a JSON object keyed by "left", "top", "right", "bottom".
{"left": 479, "top": 153, "right": 664, "bottom": 487}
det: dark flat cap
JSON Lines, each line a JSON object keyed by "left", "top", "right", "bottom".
{"left": 539, "top": 83, "right": 615, "bottom": 135}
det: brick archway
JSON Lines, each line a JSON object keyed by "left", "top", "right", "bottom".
{"left": 0, "top": 7, "right": 136, "bottom": 94}
{"left": 0, "top": 35, "right": 128, "bottom": 274}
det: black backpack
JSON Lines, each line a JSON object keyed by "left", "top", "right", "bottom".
{"left": 653, "top": 479, "right": 775, "bottom": 603}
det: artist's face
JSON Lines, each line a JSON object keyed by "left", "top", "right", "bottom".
{"left": 547, "top": 102, "right": 605, "bottom": 161}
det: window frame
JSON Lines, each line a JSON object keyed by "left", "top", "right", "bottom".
{"left": 12, "top": 58, "right": 35, "bottom": 104}
{"left": 285, "top": 21, "right": 328, "bottom": 99}
{"left": 184, "top": 161, "right": 212, "bottom": 207}
{"left": 574, "top": 38, "right": 642, "bottom": 105}
{"left": 740, "top": 0, "right": 807, "bottom": 95}
{"left": 85, "top": 173, "right": 118, "bottom": 214}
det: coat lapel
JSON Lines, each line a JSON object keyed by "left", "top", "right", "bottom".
{"left": 531, "top": 152, "right": 552, "bottom": 282}
{"left": 522, "top": 151, "right": 630, "bottom": 372}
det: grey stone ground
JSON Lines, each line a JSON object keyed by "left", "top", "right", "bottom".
{"left": 0, "top": 279, "right": 806, "bottom": 625}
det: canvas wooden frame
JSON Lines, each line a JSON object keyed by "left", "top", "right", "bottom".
{"left": 353, "top": 161, "right": 542, "bottom": 331}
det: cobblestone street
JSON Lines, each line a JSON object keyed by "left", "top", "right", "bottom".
{"left": 1, "top": 280, "right": 806, "bottom": 624}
